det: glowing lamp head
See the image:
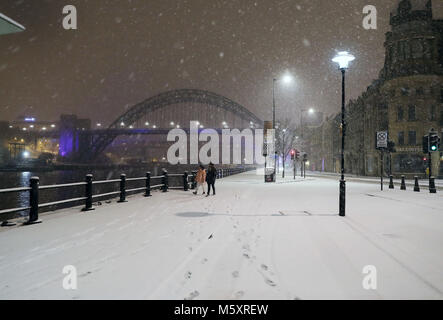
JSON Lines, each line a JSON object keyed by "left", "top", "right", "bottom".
{"left": 332, "top": 51, "right": 355, "bottom": 70}
{"left": 282, "top": 73, "right": 293, "bottom": 85}
{"left": 23, "top": 151, "right": 30, "bottom": 158}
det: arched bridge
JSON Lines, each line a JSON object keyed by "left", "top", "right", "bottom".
{"left": 81, "top": 89, "right": 263, "bottom": 161}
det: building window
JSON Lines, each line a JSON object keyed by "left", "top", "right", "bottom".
{"left": 408, "top": 131, "right": 416, "bottom": 145}
{"left": 408, "top": 105, "right": 416, "bottom": 121}
{"left": 398, "top": 131, "right": 405, "bottom": 146}
{"left": 416, "top": 87, "right": 424, "bottom": 95}
{"left": 397, "top": 106, "right": 404, "bottom": 121}
{"left": 430, "top": 105, "right": 436, "bottom": 121}
{"left": 401, "top": 87, "right": 410, "bottom": 96}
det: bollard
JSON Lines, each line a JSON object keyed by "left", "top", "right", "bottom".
{"left": 191, "top": 172, "right": 197, "bottom": 189}
{"left": 145, "top": 172, "right": 152, "bottom": 197}
{"left": 413, "top": 176, "right": 420, "bottom": 192}
{"left": 183, "top": 171, "right": 189, "bottom": 191}
{"left": 25, "top": 177, "right": 42, "bottom": 225}
{"left": 82, "top": 174, "right": 95, "bottom": 211}
{"left": 400, "top": 176, "right": 406, "bottom": 190}
{"left": 429, "top": 176, "right": 437, "bottom": 194}
{"left": 162, "top": 169, "right": 169, "bottom": 192}
{"left": 389, "top": 175, "right": 394, "bottom": 189}
{"left": 118, "top": 174, "right": 128, "bottom": 203}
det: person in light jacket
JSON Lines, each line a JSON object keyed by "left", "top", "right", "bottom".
{"left": 193, "top": 165, "right": 206, "bottom": 195}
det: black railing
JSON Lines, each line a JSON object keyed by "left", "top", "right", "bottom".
{"left": 0, "top": 167, "right": 254, "bottom": 226}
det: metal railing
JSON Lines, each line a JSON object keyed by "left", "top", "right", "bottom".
{"left": 0, "top": 167, "right": 254, "bottom": 226}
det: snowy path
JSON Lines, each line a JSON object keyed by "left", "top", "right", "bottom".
{"left": 1, "top": 171, "right": 443, "bottom": 300}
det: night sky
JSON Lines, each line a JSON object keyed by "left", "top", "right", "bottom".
{"left": 1, "top": 0, "right": 442, "bottom": 125}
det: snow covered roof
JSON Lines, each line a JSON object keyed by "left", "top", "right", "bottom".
{"left": 0, "top": 12, "right": 25, "bottom": 36}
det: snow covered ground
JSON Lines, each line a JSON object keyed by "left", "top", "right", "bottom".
{"left": 1, "top": 170, "right": 443, "bottom": 300}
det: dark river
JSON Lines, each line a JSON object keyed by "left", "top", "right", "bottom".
{"left": 0, "top": 164, "right": 197, "bottom": 221}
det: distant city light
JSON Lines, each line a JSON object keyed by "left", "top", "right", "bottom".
{"left": 153, "top": 125, "right": 157, "bottom": 129}
{"left": 23, "top": 151, "right": 30, "bottom": 158}
{"left": 129, "top": 125, "right": 134, "bottom": 129}
{"left": 9, "top": 125, "right": 13, "bottom": 129}
{"left": 51, "top": 124, "right": 56, "bottom": 128}
{"left": 120, "top": 122, "right": 125, "bottom": 127}
{"left": 97, "top": 123, "right": 102, "bottom": 127}
{"left": 22, "top": 128, "right": 27, "bottom": 131}
{"left": 29, "top": 125, "right": 34, "bottom": 128}
{"left": 170, "top": 121, "right": 175, "bottom": 126}
{"left": 24, "top": 117, "right": 35, "bottom": 122}
{"left": 42, "top": 127, "right": 47, "bottom": 131}
{"left": 309, "top": 108, "right": 315, "bottom": 114}
{"left": 145, "top": 122, "right": 149, "bottom": 126}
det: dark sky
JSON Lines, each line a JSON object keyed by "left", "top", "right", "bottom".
{"left": 1, "top": 0, "right": 442, "bottom": 125}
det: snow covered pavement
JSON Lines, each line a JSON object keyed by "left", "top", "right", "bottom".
{"left": 1, "top": 170, "right": 443, "bottom": 300}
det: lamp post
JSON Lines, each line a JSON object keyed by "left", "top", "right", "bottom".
{"left": 272, "top": 73, "right": 293, "bottom": 181}
{"left": 332, "top": 51, "right": 355, "bottom": 217}
{"left": 282, "top": 128, "right": 287, "bottom": 178}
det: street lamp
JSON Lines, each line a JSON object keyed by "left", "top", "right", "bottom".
{"left": 300, "top": 108, "right": 316, "bottom": 139}
{"left": 272, "top": 72, "right": 294, "bottom": 181}
{"left": 282, "top": 128, "right": 287, "bottom": 178}
{"left": 332, "top": 51, "right": 355, "bottom": 217}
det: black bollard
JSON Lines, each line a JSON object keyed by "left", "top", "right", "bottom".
{"left": 82, "top": 174, "right": 95, "bottom": 211}
{"left": 162, "top": 169, "right": 169, "bottom": 192}
{"left": 414, "top": 176, "right": 420, "bottom": 192}
{"left": 118, "top": 174, "right": 128, "bottom": 203}
{"left": 183, "top": 171, "right": 189, "bottom": 191}
{"left": 429, "top": 176, "right": 437, "bottom": 194}
{"left": 145, "top": 172, "right": 152, "bottom": 197}
{"left": 24, "top": 177, "right": 42, "bottom": 225}
{"left": 389, "top": 175, "right": 394, "bottom": 189}
{"left": 400, "top": 176, "right": 406, "bottom": 190}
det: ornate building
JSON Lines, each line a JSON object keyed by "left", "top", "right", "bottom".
{"left": 308, "top": 0, "right": 443, "bottom": 178}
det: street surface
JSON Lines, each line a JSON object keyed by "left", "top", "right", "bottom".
{"left": 1, "top": 170, "right": 442, "bottom": 300}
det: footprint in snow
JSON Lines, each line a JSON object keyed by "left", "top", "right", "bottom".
{"left": 243, "top": 253, "right": 250, "bottom": 259}
{"left": 265, "top": 278, "right": 277, "bottom": 287}
{"left": 232, "top": 271, "right": 239, "bottom": 278}
{"left": 185, "top": 271, "right": 192, "bottom": 279}
{"left": 184, "top": 290, "right": 200, "bottom": 300}
{"left": 202, "top": 258, "right": 208, "bottom": 264}
{"left": 261, "top": 264, "right": 268, "bottom": 271}
{"left": 235, "top": 291, "right": 245, "bottom": 299}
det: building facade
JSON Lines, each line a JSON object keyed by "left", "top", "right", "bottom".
{"left": 308, "top": 0, "right": 443, "bottom": 178}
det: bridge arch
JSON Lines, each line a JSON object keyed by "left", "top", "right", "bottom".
{"left": 87, "top": 89, "right": 263, "bottom": 161}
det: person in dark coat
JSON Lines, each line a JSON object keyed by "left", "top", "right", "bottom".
{"left": 206, "top": 162, "right": 217, "bottom": 196}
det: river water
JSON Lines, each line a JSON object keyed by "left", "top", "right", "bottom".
{"left": 0, "top": 164, "right": 197, "bottom": 221}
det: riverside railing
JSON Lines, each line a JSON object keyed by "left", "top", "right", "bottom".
{"left": 0, "top": 167, "right": 254, "bottom": 226}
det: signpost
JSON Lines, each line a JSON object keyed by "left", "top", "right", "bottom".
{"left": 376, "top": 131, "right": 388, "bottom": 191}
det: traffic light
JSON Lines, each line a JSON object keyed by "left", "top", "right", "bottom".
{"left": 295, "top": 150, "right": 300, "bottom": 160}
{"left": 387, "top": 141, "right": 396, "bottom": 153}
{"left": 429, "top": 134, "right": 440, "bottom": 152}
{"left": 423, "top": 135, "right": 429, "bottom": 154}
{"left": 290, "top": 149, "right": 295, "bottom": 160}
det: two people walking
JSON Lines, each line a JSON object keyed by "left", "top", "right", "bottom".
{"left": 193, "top": 163, "right": 216, "bottom": 197}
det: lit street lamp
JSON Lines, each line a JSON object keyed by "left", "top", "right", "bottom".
{"left": 300, "top": 108, "right": 315, "bottom": 139}
{"left": 332, "top": 51, "right": 355, "bottom": 217}
{"left": 272, "top": 72, "right": 294, "bottom": 181}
